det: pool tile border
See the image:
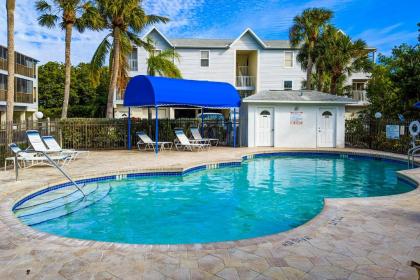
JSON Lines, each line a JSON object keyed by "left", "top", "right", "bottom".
{"left": 5, "top": 149, "right": 420, "bottom": 252}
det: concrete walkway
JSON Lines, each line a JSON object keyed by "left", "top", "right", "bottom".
{"left": 0, "top": 147, "right": 419, "bottom": 279}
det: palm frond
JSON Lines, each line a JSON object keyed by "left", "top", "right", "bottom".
{"left": 37, "top": 14, "right": 59, "bottom": 28}
{"left": 35, "top": 0, "right": 52, "bottom": 13}
{"left": 90, "top": 34, "right": 112, "bottom": 85}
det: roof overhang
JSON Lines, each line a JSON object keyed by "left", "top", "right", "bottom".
{"left": 242, "top": 100, "right": 356, "bottom": 105}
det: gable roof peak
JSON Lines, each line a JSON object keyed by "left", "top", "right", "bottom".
{"left": 230, "top": 28, "right": 267, "bottom": 48}
{"left": 142, "top": 27, "right": 173, "bottom": 47}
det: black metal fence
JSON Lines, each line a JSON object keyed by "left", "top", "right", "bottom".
{"left": 0, "top": 118, "right": 240, "bottom": 166}
{"left": 345, "top": 116, "right": 417, "bottom": 154}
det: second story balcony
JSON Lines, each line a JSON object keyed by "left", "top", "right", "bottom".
{"left": 349, "top": 90, "right": 369, "bottom": 104}
{"left": 0, "top": 58, "right": 36, "bottom": 79}
{"left": 0, "top": 88, "right": 36, "bottom": 104}
{"left": 236, "top": 76, "right": 256, "bottom": 89}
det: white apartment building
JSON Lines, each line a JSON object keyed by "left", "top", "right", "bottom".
{"left": 114, "top": 27, "right": 374, "bottom": 119}
{"left": 0, "top": 45, "right": 39, "bottom": 123}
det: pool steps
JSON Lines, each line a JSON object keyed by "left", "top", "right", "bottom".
{"left": 15, "top": 183, "right": 111, "bottom": 226}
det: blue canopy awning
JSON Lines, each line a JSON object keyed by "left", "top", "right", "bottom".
{"left": 123, "top": 75, "right": 241, "bottom": 108}
{"left": 414, "top": 101, "right": 420, "bottom": 109}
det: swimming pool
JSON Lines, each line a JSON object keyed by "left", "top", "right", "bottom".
{"left": 14, "top": 153, "right": 415, "bottom": 244}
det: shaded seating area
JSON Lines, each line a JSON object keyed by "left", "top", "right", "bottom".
{"left": 124, "top": 75, "right": 240, "bottom": 154}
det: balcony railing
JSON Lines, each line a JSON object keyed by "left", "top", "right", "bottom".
{"left": 236, "top": 76, "right": 255, "bottom": 88}
{"left": 0, "top": 89, "right": 36, "bottom": 104}
{"left": 350, "top": 90, "right": 369, "bottom": 103}
{"left": 0, "top": 58, "right": 36, "bottom": 78}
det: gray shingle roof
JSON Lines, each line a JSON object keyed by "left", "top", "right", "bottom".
{"left": 171, "top": 38, "right": 232, "bottom": 48}
{"left": 169, "top": 38, "right": 295, "bottom": 49}
{"left": 243, "top": 90, "right": 357, "bottom": 104}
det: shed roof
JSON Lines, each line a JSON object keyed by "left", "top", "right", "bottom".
{"left": 243, "top": 90, "right": 357, "bottom": 104}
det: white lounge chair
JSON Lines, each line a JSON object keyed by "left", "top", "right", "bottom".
{"left": 5, "top": 143, "right": 70, "bottom": 170}
{"left": 136, "top": 131, "right": 173, "bottom": 151}
{"left": 190, "top": 127, "right": 219, "bottom": 146}
{"left": 26, "top": 130, "right": 72, "bottom": 164}
{"left": 174, "top": 129, "right": 210, "bottom": 151}
{"left": 42, "top": 135, "right": 89, "bottom": 160}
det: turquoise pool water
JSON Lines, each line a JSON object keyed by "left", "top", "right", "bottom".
{"left": 19, "top": 154, "right": 414, "bottom": 244}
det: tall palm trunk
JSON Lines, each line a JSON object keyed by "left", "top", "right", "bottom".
{"left": 6, "top": 0, "right": 15, "bottom": 145}
{"left": 61, "top": 23, "right": 73, "bottom": 119}
{"left": 306, "top": 54, "right": 313, "bottom": 90}
{"left": 330, "top": 75, "right": 339, "bottom": 94}
{"left": 106, "top": 27, "right": 120, "bottom": 118}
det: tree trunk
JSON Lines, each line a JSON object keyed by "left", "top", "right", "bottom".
{"left": 330, "top": 75, "right": 338, "bottom": 94}
{"left": 106, "top": 27, "right": 121, "bottom": 118}
{"left": 61, "top": 23, "right": 73, "bottom": 119}
{"left": 6, "top": 0, "right": 15, "bottom": 145}
{"left": 306, "top": 53, "right": 313, "bottom": 90}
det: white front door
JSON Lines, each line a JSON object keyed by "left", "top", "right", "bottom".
{"left": 317, "top": 108, "right": 336, "bottom": 147}
{"left": 256, "top": 108, "right": 274, "bottom": 146}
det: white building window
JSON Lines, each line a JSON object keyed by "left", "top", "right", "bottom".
{"left": 128, "top": 47, "right": 138, "bottom": 71}
{"left": 200, "top": 50, "right": 209, "bottom": 67}
{"left": 284, "top": 80, "right": 293, "bottom": 90}
{"left": 284, "top": 51, "right": 293, "bottom": 67}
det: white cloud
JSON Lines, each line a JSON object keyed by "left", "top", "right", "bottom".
{"left": 353, "top": 23, "right": 417, "bottom": 54}
{"left": 0, "top": 0, "right": 204, "bottom": 64}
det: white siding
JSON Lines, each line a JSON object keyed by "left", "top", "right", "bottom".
{"left": 244, "top": 103, "right": 346, "bottom": 148}
{"left": 231, "top": 32, "right": 262, "bottom": 50}
{"left": 175, "top": 48, "right": 235, "bottom": 84}
{"left": 259, "top": 50, "right": 305, "bottom": 91}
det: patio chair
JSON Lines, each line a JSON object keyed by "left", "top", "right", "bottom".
{"left": 190, "top": 127, "right": 219, "bottom": 146}
{"left": 26, "top": 130, "right": 71, "bottom": 165}
{"left": 174, "top": 129, "right": 210, "bottom": 151}
{"left": 42, "top": 135, "right": 89, "bottom": 160}
{"left": 136, "top": 131, "right": 173, "bottom": 151}
{"left": 6, "top": 143, "right": 70, "bottom": 171}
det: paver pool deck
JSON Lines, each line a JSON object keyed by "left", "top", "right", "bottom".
{"left": 0, "top": 147, "right": 419, "bottom": 280}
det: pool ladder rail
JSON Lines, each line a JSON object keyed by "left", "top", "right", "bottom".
{"left": 407, "top": 146, "right": 420, "bottom": 168}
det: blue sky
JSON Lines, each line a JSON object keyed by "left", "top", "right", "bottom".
{"left": 0, "top": 0, "right": 418, "bottom": 64}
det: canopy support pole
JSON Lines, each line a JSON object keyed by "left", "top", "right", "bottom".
{"left": 155, "top": 106, "right": 159, "bottom": 156}
{"left": 201, "top": 107, "right": 204, "bottom": 135}
{"left": 233, "top": 108, "right": 237, "bottom": 148}
{"left": 127, "top": 107, "right": 131, "bottom": 150}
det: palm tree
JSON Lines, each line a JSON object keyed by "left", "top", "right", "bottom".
{"left": 90, "top": 0, "right": 169, "bottom": 118}
{"left": 147, "top": 49, "right": 182, "bottom": 78}
{"left": 35, "top": 0, "right": 102, "bottom": 119}
{"left": 316, "top": 26, "right": 373, "bottom": 94}
{"left": 146, "top": 44, "right": 182, "bottom": 119}
{"left": 289, "top": 8, "right": 333, "bottom": 90}
{"left": 6, "top": 0, "right": 15, "bottom": 144}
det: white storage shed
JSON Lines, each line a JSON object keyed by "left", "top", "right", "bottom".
{"left": 240, "top": 90, "right": 356, "bottom": 148}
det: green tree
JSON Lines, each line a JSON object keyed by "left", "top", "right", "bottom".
{"left": 90, "top": 0, "right": 168, "bottom": 118}
{"left": 146, "top": 45, "right": 182, "bottom": 119}
{"left": 35, "top": 0, "right": 102, "bottom": 119}
{"left": 38, "top": 62, "right": 108, "bottom": 118}
{"left": 289, "top": 8, "right": 333, "bottom": 90}
{"left": 366, "top": 64, "right": 401, "bottom": 117}
{"left": 369, "top": 44, "right": 420, "bottom": 116}
{"left": 316, "top": 26, "right": 372, "bottom": 94}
